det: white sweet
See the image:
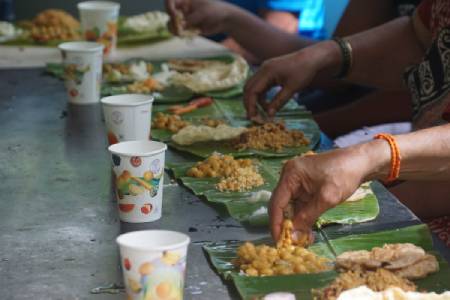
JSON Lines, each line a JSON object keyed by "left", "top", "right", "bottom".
{"left": 263, "top": 292, "right": 296, "bottom": 300}
{"left": 250, "top": 206, "right": 268, "bottom": 217}
{"left": 152, "top": 63, "right": 178, "bottom": 86}
{"left": 248, "top": 190, "right": 272, "bottom": 203}
{"left": 171, "top": 124, "right": 247, "bottom": 145}
{"left": 0, "top": 21, "right": 20, "bottom": 37}
{"left": 129, "top": 61, "right": 150, "bottom": 81}
{"left": 337, "top": 286, "right": 450, "bottom": 300}
{"left": 123, "top": 11, "right": 169, "bottom": 33}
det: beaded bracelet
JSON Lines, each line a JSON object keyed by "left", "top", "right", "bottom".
{"left": 374, "top": 133, "right": 401, "bottom": 183}
{"left": 332, "top": 37, "right": 353, "bottom": 78}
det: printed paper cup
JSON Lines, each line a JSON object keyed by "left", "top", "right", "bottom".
{"left": 108, "top": 140, "right": 167, "bottom": 223}
{"left": 78, "top": 1, "right": 120, "bottom": 56}
{"left": 117, "top": 230, "right": 190, "bottom": 300}
{"left": 101, "top": 94, "right": 154, "bottom": 145}
{"left": 58, "top": 42, "right": 103, "bottom": 105}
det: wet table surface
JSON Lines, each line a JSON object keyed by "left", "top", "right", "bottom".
{"left": 0, "top": 69, "right": 449, "bottom": 300}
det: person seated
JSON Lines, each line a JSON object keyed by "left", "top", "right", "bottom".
{"left": 166, "top": 0, "right": 421, "bottom": 137}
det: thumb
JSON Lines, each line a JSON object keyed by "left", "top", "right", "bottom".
{"left": 291, "top": 197, "right": 324, "bottom": 237}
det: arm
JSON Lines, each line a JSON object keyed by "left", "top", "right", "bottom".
{"left": 244, "top": 16, "right": 427, "bottom": 118}
{"left": 165, "top": 0, "right": 313, "bottom": 60}
{"left": 270, "top": 122, "right": 450, "bottom": 240}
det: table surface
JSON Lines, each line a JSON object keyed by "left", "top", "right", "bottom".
{"left": 0, "top": 68, "right": 448, "bottom": 300}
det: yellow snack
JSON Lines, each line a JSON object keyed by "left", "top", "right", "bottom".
{"left": 152, "top": 112, "right": 190, "bottom": 133}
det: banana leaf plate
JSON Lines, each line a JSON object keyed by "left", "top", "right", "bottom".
{"left": 167, "top": 118, "right": 321, "bottom": 158}
{"left": 168, "top": 158, "right": 379, "bottom": 227}
{"left": 203, "top": 224, "right": 450, "bottom": 300}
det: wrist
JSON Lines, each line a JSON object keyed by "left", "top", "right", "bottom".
{"left": 223, "top": 5, "right": 245, "bottom": 33}
{"left": 298, "top": 40, "right": 343, "bottom": 78}
{"left": 354, "top": 140, "right": 391, "bottom": 181}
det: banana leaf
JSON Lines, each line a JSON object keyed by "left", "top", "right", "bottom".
{"left": 167, "top": 118, "right": 321, "bottom": 158}
{"left": 204, "top": 224, "right": 450, "bottom": 300}
{"left": 317, "top": 183, "right": 380, "bottom": 226}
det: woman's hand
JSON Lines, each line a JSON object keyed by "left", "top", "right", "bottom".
{"left": 243, "top": 40, "right": 341, "bottom": 119}
{"left": 165, "top": 0, "right": 237, "bottom": 36}
{"left": 269, "top": 143, "right": 387, "bottom": 242}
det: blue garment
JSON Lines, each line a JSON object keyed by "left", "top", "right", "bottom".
{"left": 225, "top": 0, "right": 326, "bottom": 40}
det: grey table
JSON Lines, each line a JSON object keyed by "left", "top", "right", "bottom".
{"left": 0, "top": 69, "right": 448, "bottom": 300}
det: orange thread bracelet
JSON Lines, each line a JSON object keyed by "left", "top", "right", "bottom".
{"left": 374, "top": 133, "right": 401, "bottom": 183}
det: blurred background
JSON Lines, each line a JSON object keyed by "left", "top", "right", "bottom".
{"left": 12, "top": 0, "right": 348, "bottom": 40}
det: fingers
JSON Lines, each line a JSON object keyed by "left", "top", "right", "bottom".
{"left": 165, "top": 0, "right": 179, "bottom": 35}
{"left": 244, "top": 71, "right": 274, "bottom": 119}
{"left": 269, "top": 180, "right": 293, "bottom": 241}
{"left": 266, "top": 87, "right": 294, "bottom": 117}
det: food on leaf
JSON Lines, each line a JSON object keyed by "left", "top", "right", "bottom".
{"left": 103, "top": 61, "right": 154, "bottom": 82}
{"left": 172, "top": 124, "right": 247, "bottom": 145}
{"left": 234, "top": 219, "right": 330, "bottom": 276}
{"left": 233, "top": 122, "right": 309, "bottom": 152}
{"left": 152, "top": 112, "right": 191, "bottom": 133}
{"left": 170, "top": 56, "right": 248, "bottom": 93}
{"left": 127, "top": 77, "right": 164, "bottom": 93}
{"left": 187, "top": 153, "right": 263, "bottom": 192}
{"left": 122, "top": 11, "right": 169, "bottom": 33}
{"left": 336, "top": 243, "right": 439, "bottom": 279}
{"left": 336, "top": 286, "right": 450, "bottom": 300}
{"left": 29, "top": 9, "right": 81, "bottom": 42}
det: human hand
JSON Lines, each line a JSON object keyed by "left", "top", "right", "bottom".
{"left": 269, "top": 146, "right": 378, "bottom": 242}
{"left": 165, "top": 0, "right": 236, "bottom": 36}
{"left": 243, "top": 41, "right": 341, "bottom": 119}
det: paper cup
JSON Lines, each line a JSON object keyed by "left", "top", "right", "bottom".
{"left": 58, "top": 42, "right": 103, "bottom": 105}
{"left": 108, "top": 140, "right": 167, "bottom": 223}
{"left": 78, "top": 1, "right": 120, "bottom": 56}
{"left": 101, "top": 94, "right": 154, "bottom": 145}
{"left": 117, "top": 230, "right": 190, "bottom": 300}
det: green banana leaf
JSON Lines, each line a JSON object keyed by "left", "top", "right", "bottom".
{"left": 167, "top": 118, "right": 321, "bottom": 158}
{"left": 317, "top": 183, "right": 380, "bottom": 226}
{"left": 204, "top": 224, "right": 450, "bottom": 300}
{"left": 117, "top": 15, "right": 172, "bottom": 46}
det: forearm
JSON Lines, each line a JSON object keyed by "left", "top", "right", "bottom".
{"left": 359, "top": 124, "right": 450, "bottom": 181}
{"left": 225, "top": 6, "right": 314, "bottom": 60}
{"left": 307, "top": 17, "right": 425, "bottom": 90}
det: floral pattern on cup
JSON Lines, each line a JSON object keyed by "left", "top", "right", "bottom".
{"left": 115, "top": 164, "right": 162, "bottom": 202}
{"left": 63, "top": 64, "right": 90, "bottom": 85}
{"left": 84, "top": 21, "right": 117, "bottom": 55}
{"left": 123, "top": 251, "right": 186, "bottom": 300}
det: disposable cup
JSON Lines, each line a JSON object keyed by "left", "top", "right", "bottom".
{"left": 108, "top": 140, "right": 167, "bottom": 223}
{"left": 78, "top": 1, "right": 120, "bottom": 56}
{"left": 117, "top": 230, "right": 190, "bottom": 300}
{"left": 58, "top": 41, "right": 103, "bottom": 105}
{"left": 101, "top": 94, "right": 154, "bottom": 145}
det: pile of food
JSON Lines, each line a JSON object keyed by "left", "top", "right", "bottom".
{"left": 172, "top": 124, "right": 247, "bottom": 145}
{"left": 337, "top": 286, "right": 450, "bottom": 300}
{"left": 26, "top": 9, "right": 81, "bottom": 42}
{"left": 187, "top": 153, "right": 264, "bottom": 192}
{"left": 233, "top": 122, "right": 309, "bottom": 152}
{"left": 0, "top": 21, "right": 22, "bottom": 39}
{"left": 122, "top": 11, "right": 169, "bottom": 33}
{"left": 314, "top": 243, "right": 440, "bottom": 300}
{"left": 127, "top": 77, "right": 164, "bottom": 93}
{"left": 169, "top": 56, "right": 249, "bottom": 93}
{"left": 103, "top": 61, "right": 154, "bottom": 82}
{"left": 234, "top": 220, "right": 330, "bottom": 276}
{"left": 152, "top": 112, "right": 191, "bottom": 133}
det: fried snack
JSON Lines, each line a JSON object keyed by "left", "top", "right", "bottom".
{"left": 313, "top": 268, "right": 417, "bottom": 300}
{"left": 235, "top": 240, "right": 330, "bottom": 277}
{"left": 152, "top": 112, "right": 190, "bottom": 133}
{"left": 336, "top": 243, "right": 439, "bottom": 280}
{"left": 127, "top": 78, "right": 164, "bottom": 93}
{"left": 187, "top": 153, "right": 263, "bottom": 192}
{"left": 201, "top": 117, "right": 226, "bottom": 127}
{"left": 234, "top": 219, "right": 330, "bottom": 277}
{"left": 30, "top": 9, "right": 81, "bottom": 42}
{"left": 187, "top": 153, "right": 252, "bottom": 178}
{"left": 233, "top": 122, "right": 309, "bottom": 152}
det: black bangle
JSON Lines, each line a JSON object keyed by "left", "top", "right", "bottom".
{"left": 332, "top": 37, "right": 353, "bottom": 78}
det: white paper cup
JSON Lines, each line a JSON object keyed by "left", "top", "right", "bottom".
{"left": 78, "top": 1, "right": 120, "bottom": 56}
{"left": 58, "top": 42, "right": 103, "bottom": 105}
{"left": 108, "top": 140, "right": 167, "bottom": 223}
{"left": 117, "top": 230, "right": 190, "bottom": 300}
{"left": 101, "top": 94, "right": 154, "bottom": 145}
